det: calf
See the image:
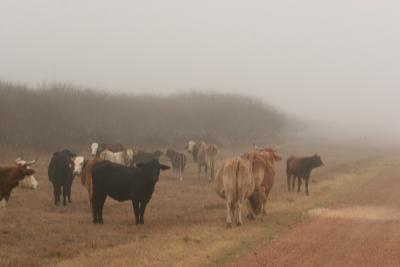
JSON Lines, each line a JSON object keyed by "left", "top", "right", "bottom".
{"left": 0, "top": 162, "right": 35, "bottom": 207}
{"left": 287, "top": 154, "right": 324, "bottom": 195}
{"left": 165, "top": 149, "right": 187, "bottom": 181}
{"left": 91, "top": 159, "right": 170, "bottom": 224}
{"left": 48, "top": 149, "right": 79, "bottom": 205}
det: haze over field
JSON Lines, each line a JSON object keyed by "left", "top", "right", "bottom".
{"left": 1, "top": 1, "right": 399, "bottom": 141}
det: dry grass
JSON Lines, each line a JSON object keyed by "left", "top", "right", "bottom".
{"left": 0, "top": 142, "right": 398, "bottom": 267}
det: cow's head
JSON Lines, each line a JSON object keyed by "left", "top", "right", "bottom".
{"left": 72, "top": 156, "right": 85, "bottom": 176}
{"left": 185, "top": 141, "right": 196, "bottom": 153}
{"left": 312, "top": 154, "right": 324, "bottom": 168}
{"left": 248, "top": 188, "right": 266, "bottom": 215}
{"left": 15, "top": 157, "right": 38, "bottom": 187}
{"left": 90, "top": 143, "right": 99, "bottom": 157}
{"left": 136, "top": 160, "right": 170, "bottom": 182}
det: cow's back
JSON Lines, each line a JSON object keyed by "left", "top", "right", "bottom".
{"left": 92, "top": 162, "right": 147, "bottom": 202}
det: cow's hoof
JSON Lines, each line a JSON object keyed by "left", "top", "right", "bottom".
{"left": 236, "top": 222, "right": 242, "bottom": 227}
{"left": 226, "top": 222, "right": 232, "bottom": 228}
{"left": 247, "top": 214, "right": 255, "bottom": 220}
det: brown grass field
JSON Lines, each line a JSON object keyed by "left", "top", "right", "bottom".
{"left": 0, "top": 141, "right": 398, "bottom": 267}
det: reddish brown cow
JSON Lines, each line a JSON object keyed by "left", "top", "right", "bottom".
{"left": 81, "top": 158, "right": 103, "bottom": 207}
{"left": 242, "top": 151, "right": 277, "bottom": 217}
{"left": 287, "top": 154, "right": 324, "bottom": 195}
{"left": 0, "top": 164, "right": 35, "bottom": 207}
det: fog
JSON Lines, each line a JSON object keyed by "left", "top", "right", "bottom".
{"left": 1, "top": 1, "right": 399, "bottom": 141}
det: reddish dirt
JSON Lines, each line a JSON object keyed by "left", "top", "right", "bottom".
{"left": 230, "top": 166, "right": 400, "bottom": 267}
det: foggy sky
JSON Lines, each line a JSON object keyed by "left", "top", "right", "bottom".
{"left": 1, "top": 1, "right": 399, "bottom": 139}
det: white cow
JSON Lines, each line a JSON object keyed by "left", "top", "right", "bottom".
{"left": 99, "top": 149, "right": 134, "bottom": 166}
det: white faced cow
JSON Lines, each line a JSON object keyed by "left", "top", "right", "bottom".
{"left": 15, "top": 158, "right": 39, "bottom": 190}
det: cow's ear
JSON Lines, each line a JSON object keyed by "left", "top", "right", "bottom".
{"left": 159, "top": 164, "right": 170, "bottom": 171}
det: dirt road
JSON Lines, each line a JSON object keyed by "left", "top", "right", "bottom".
{"left": 231, "top": 163, "right": 400, "bottom": 267}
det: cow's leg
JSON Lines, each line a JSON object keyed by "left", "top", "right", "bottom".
{"left": 198, "top": 163, "right": 201, "bottom": 179}
{"left": 210, "top": 161, "right": 214, "bottom": 181}
{"left": 91, "top": 198, "right": 98, "bottom": 224}
{"left": 236, "top": 202, "right": 243, "bottom": 226}
{"left": 263, "top": 190, "right": 270, "bottom": 215}
{"left": 97, "top": 194, "right": 107, "bottom": 224}
{"left": 287, "top": 174, "right": 292, "bottom": 192}
{"left": 305, "top": 177, "right": 310, "bottom": 196}
{"left": 67, "top": 178, "right": 73, "bottom": 203}
{"left": 53, "top": 183, "right": 60, "bottom": 205}
{"left": 204, "top": 164, "right": 208, "bottom": 179}
{"left": 62, "top": 182, "right": 67, "bottom": 206}
{"left": 226, "top": 200, "right": 234, "bottom": 227}
{"left": 179, "top": 166, "right": 183, "bottom": 181}
{"left": 246, "top": 200, "right": 256, "bottom": 220}
{"left": 297, "top": 177, "right": 302, "bottom": 193}
{"left": 139, "top": 201, "right": 148, "bottom": 225}
{"left": 291, "top": 176, "right": 296, "bottom": 192}
{"left": 91, "top": 194, "right": 100, "bottom": 224}
{"left": 132, "top": 200, "right": 140, "bottom": 225}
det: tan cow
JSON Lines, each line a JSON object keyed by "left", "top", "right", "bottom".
{"left": 186, "top": 141, "right": 218, "bottom": 180}
{"left": 214, "top": 155, "right": 264, "bottom": 227}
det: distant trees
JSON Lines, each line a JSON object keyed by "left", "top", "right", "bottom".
{"left": 0, "top": 81, "right": 294, "bottom": 151}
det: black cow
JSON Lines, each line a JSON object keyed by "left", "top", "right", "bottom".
{"left": 132, "top": 150, "right": 163, "bottom": 164}
{"left": 48, "top": 149, "right": 76, "bottom": 205}
{"left": 165, "top": 149, "right": 187, "bottom": 181}
{"left": 286, "top": 154, "right": 324, "bottom": 195}
{"left": 91, "top": 159, "right": 170, "bottom": 224}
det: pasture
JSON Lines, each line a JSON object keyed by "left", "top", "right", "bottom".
{"left": 0, "top": 141, "right": 398, "bottom": 267}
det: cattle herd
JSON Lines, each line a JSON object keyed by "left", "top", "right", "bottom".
{"left": 0, "top": 141, "right": 324, "bottom": 227}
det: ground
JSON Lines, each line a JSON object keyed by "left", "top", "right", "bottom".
{"left": 0, "top": 141, "right": 399, "bottom": 267}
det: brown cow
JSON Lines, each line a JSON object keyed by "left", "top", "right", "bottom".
{"left": 80, "top": 158, "right": 103, "bottom": 207}
{"left": 214, "top": 154, "right": 264, "bottom": 227}
{"left": 0, "top": 163, "right": 35, "bottom": 207}
{"left": 287, "top": 154, "right": 324, "bottom": 195}
{"left": 242, "top": 151, "right": 276, "bottom": 217}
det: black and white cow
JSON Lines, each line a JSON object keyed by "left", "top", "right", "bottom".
{"left": 165, "top": 149, "right": 186, "bottom": 181}
{"left": 91, "top": 159, "right": 170, "bottom": 224}
{"left": 48, "top": 149, "right": 84, "bottom": 205}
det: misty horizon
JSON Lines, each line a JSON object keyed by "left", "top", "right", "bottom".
{"left": 1, "top": 1, "right": 399, "bottom": 140}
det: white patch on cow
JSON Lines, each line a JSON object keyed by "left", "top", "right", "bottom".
{"left": 100, "top": 150, "right": 132, "bottom": 166}
{"left": 15, "top": 158, "right": 26, "bottom": 165}
{"left": 19, "top": 175, "right": 39, "bottom": 190}
{"left": 73, "top": 156, "right": 85, "bottom": 176}
{"left": 187, "top": 141, "right": 196, "bottom": 153}
{"left": 90, "top": 143, "right": 99, "bottom": 156}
